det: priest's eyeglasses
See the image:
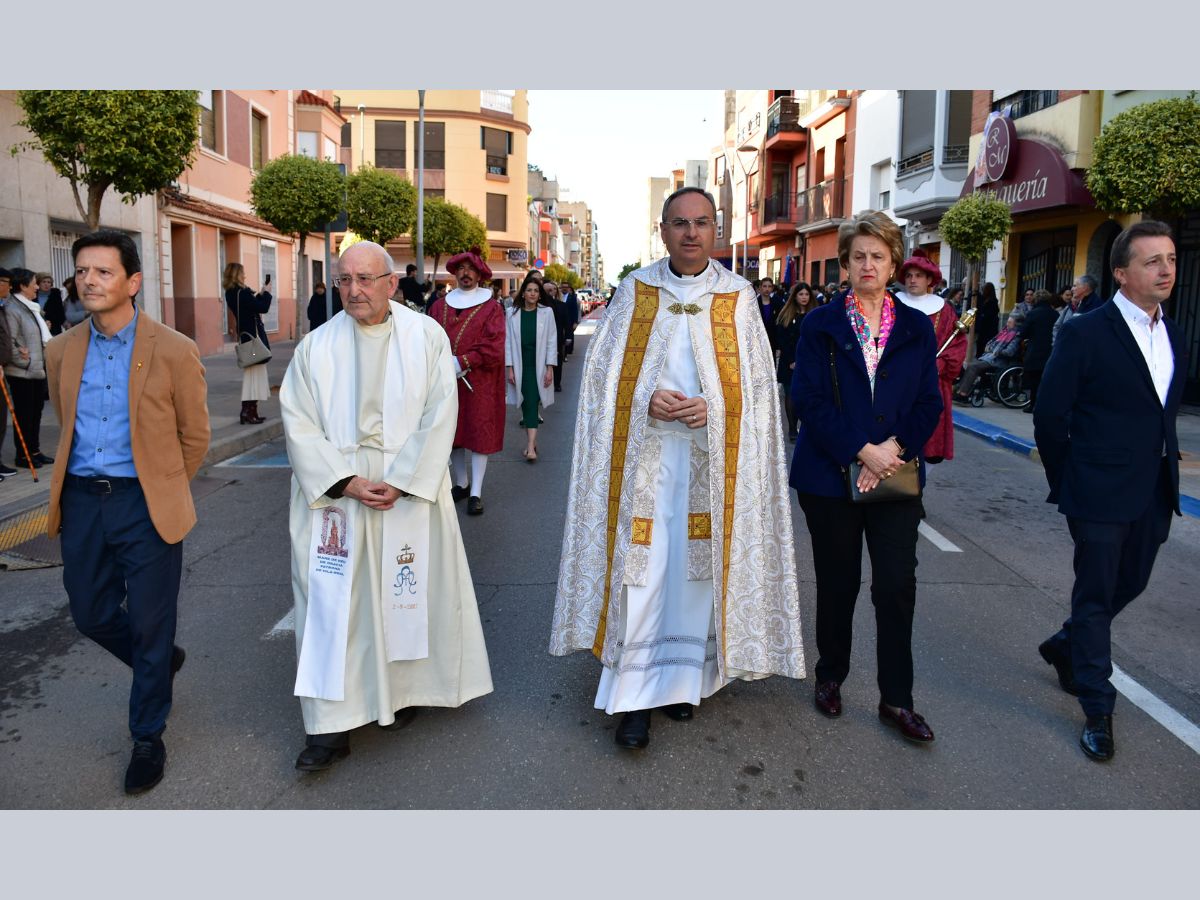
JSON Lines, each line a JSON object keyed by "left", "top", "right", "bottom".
{"left": 334, "top": 272, "right": 392, "bottom": 289}
{"left": 664, "top": 217, "right": 715, "bottom": 230}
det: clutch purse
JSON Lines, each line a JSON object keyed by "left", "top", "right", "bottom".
{"left": 846, "top": 458, "right": 920, "bottom": 504}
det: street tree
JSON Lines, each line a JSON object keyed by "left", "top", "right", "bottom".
{"left": 940, "top": 191, "right": 1011, "bottom": 362}
{"left": 617, "top": 261, "right": 642, "bottom": 282}
{"left": 13, "top": 90, "right": 200, "bottom": 230}
{"left": 423, "top": 196, "right": 489, "bottom": 281}
{"left": 345, "top": 165, "right": 416, "bottom": 246}
{"left": 1087, "top": 94, "right": 1200, "bottom": 219}
{"left": 250, "top": 153, "right": 344, "bottom": 310}
{"left": 544, "top": 263, "right": 583, "bottom": 290}
{"left": 940, "top": 191, "right": 1011, "bottom": 297}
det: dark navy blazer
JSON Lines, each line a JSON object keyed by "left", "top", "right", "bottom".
{"left": 789, "top": 294, "right": 943, "bottom": 498}
{"left": 1034, "top": 299, "right": 1184, "bottom": 522}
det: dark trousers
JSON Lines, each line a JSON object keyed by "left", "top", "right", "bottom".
{"left": 798, "top": 492, "right": 924, "bottom": 709}
{"left": 1022, "top": 368, "right": 1043, "bottom": 407}
{"left": 553, "top": 339, "right": 565, "bottom": 390}
{"left": 0, "top": 375, "right": 8, "bottom": 456}
{"left": 1044, "top": 462, "right": 1174, "bottom": 717}
{"left": 7, "top": 376, "right": 45, "bottom": 456}
{"left": 60, "top": 477, "right": 183, "bottom": 741}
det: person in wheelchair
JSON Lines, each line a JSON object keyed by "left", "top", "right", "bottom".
{"left": 953, "top": 314, "right": 1022, "bottom": 404}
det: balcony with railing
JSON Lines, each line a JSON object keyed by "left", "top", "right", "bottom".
{"left": 796, "top": 178, "right": 845, "bottom": 229}
{"left": 992, "top": 90, "right": 1059, "bottom": 120}
{"left": 943, "top": 143, "right": 970, "bottom": 165}
{"left": 765, "top": 97, "right": 806, "bottom": 151}
{"left": 754, "top": 191, "right": 797, "bottom": 239}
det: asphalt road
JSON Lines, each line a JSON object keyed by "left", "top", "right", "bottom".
{"left": 2, "top": 324, "right": 1198, "bottom": 809}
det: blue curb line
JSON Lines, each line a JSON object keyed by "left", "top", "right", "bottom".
{"left": 952, "top": 410, "right": 1200, "bottom": 521}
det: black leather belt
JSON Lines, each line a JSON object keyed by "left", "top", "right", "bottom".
{"left": 65, "top": 474, "right": 140, "bottom": 494}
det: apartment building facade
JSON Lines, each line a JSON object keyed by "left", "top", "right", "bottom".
{"left": 334, "top": 90, "right": 530, "bottom": 290}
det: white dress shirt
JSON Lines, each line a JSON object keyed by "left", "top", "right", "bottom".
{"left": 1111, "top": 290, "right": 1174, "bottom": 407}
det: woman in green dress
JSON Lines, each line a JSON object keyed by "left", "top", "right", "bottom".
{"left": 505, "top": 276, "right": 558, "bottom": 462}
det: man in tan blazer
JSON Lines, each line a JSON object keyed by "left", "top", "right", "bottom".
{"left": 45, "top": 230, "right": 210, "bottom": 795}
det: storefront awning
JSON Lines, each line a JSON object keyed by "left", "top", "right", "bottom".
{"left": 961, "top": 138, "right": 1094, "bottom": 214}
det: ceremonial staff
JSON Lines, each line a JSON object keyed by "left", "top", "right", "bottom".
{"left": 937, "top": 307, "right": 975, "bottom": 359}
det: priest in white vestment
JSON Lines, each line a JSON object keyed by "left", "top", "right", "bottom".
{"left": 281, "top": 241, "right": 493, "bottom": 772}
{"left": 550, "top": 188, "right": 805, "bottom": 751}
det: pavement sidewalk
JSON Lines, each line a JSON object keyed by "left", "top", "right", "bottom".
{"left": 951, "top": 400, "right": 1200, "bottom": 517}
{"left": 0, "top": 341, "right": 296, "bottom": 524}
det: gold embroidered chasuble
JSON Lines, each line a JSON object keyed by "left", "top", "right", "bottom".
{"left": 550, "top": 258, "right": 805, "bottom": 682}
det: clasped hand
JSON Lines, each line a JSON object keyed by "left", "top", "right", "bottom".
{"left": 343, "top": 476, "right": 406, "bottom": 510}
{"left": 649, "top": 389, "right": 707, "bottom": 429}
{"left": 855, "top": 441, "right": 905, "bottom": 493}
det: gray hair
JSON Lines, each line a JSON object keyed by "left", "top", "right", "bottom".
{"left": 1077, "top": 273, "right": 1098, "bottom": 292}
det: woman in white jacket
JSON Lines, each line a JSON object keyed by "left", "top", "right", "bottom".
{"left": 505, "top": 276, "right": 558, "bottom": 462}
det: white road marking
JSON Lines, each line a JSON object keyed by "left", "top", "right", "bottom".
{"left": 1111, "top": 663, "right": 1200, "bottom": 755}
{"left": 918, "top": 521, "right": 962, "bottom": 552}
{"left": 268, "top": 607, "right": 295, "bottom": 637}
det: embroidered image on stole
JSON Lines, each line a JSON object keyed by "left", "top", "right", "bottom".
{"left": 296, "top": 505, "right": 355, "bottom": 700}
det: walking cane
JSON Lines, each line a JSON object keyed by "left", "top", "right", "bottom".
{"left": 0, "top": 374, "right": 38, "bottom": 482}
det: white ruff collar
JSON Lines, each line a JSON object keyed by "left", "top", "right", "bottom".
{"left": 446, "top": 286, "right": 492, "bottom": 309}
{"left": 896, "top": 291, "right": 946, "bottom": 316}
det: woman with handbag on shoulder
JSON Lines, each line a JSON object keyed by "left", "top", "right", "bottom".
{"left": 789, "top": 210, "right": 943, "bottom": 744}
{"left": 223, "top": 262, "right": 272, "bottom": 424}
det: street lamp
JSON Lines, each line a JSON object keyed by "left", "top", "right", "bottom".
{"left": 357, "top": 104, "right": 365, "bottom": 171}
{"left": 416, "top": 90, "right": 425, "bottom": 284}
{"left": 735, "top": 138, "right": 760, "bottom": 278}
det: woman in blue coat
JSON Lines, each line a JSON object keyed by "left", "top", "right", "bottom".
{"left": 790, "top": 210, "right": 943, "bottom": 744}
{"left": 223, "top": 262, "right": 272, "bottom": 424}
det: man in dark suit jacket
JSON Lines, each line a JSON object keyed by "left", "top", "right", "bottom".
{"left": 1033, "top": 220, "right": 1183, "bottom": 762}
{"left": 45, "top": 230, "right": 210, "bottom": 795}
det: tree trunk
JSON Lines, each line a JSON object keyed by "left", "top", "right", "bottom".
{"left": 296, "top": 231, "right": 308, "bottom": 338}
{"left": 86, "top": 182, "right": 107, "bottom": 230}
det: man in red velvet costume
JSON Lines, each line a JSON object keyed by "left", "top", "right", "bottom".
{"left": 895, "top": 250, "right": 964, "bottom": 463}
{"left": 428, "top": 248, "right": 506, "bottom": 515}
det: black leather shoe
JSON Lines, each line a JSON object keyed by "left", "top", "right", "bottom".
{"left": 13, "top": 455, "right": 43, "bottom": 469}
{"left": 1038, "top": 638, "right": 1080, "bottom": 696}
{"left": 1080, "top": 715, "right": 1114, "bottom": 761}
{"left": 124, "top": 738, "right": 166, "bottom": 794}
{"left": 31, "top": 452, "right": 54, "bottom": 465}
{"left": 467, "top": 496, "right": 484, "bottom": 515}
{"left": 878, "top": 703, "right": 935, "bottom": 743}
{"left": 295, "top": 743, "right": 350, "bottom": 772}
{"left": 814, "top": 680, "right": 842, "bottom": 718}
{"left": 451, "top": 485, "right": 469, "bottom": 503}
{"left": 378, "top": 707, "right": 419, "bottom": 731}
{"left": 614, "top": 710, "right": 651, "bottom": 749}
{"left": 660, "top": 703, "right": 693, "bottom": 721}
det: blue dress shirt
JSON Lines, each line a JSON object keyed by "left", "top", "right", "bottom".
{"left": 68, "top": 310, "right": 139, "bottom": 477}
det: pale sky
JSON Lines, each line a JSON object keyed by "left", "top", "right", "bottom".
{"left": 527, "top": 91, "right": 726, "bottom": 284}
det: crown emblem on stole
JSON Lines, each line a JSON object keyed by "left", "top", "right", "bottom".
{"left": 396, "top": 545, "right": 415, "bottom": 565}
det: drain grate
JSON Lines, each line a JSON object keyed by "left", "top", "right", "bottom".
{"left": 0, "top": 504, "right": 60, "bottom": 570}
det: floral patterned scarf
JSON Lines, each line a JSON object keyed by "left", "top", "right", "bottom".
{"left": 845, "top": 290, "right": 895, "bottom": 390}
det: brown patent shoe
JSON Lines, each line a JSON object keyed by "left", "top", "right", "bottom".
{"left": 814, "top": 681, "right": 842, "bottom": 718}
{"left": 878, "top": 703, "right": 935, "bottom": 743}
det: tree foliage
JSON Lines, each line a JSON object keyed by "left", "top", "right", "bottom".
{"left": 14, "top": 90, "right": 200, "bottom": 230}
{"left": 1087, "top": 94, "right": 1200, "bottom": 218}
{"left": 939, "top": 192, "right": 1012, "bottom": 262}
{"left": 617, "top": 261, "right": 642, "bottom": 282}
{"left": 345, "top": 165, "right": 415, "bottom": 246}
{"left": 250, "top": 154, "right": 344, "bottom": 259}
{"left": 423, "top": 196, "right": 489, "bottom": 280}
{"left": 544, "top": 263, "right": 583, "bottom": 290}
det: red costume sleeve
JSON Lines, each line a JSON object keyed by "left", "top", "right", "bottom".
{"left": 936, "top": 305, "right": 966, "bottom": 382}
{"left": 459, "top": 302, "right": 506, "bottom": 372}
